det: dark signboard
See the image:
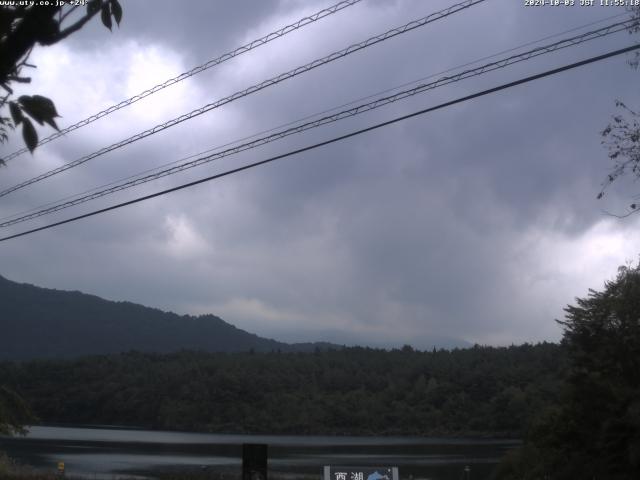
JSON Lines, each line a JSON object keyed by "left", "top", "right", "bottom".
{"left": 323, "top": 466, "right": 399, "bottom": 480}
{"left": 242, "top": 443, "right": 268, "bottom": 480}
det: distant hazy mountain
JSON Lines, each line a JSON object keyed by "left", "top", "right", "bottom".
{"left": 0, "top": 275, "right": 334, "bottom": 360}
{"left": 270, "top": 328, "right": 471, "bottom": 350}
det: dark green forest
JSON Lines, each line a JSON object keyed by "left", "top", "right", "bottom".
{"left": 2, "top": 264, "right": 640, "bottom": 479}
{"left": 0, "top": 343, "right": 564, "bottom": 437}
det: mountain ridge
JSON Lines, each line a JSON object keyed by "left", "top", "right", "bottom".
{"left": 0, "top": 274, "right": 335, "bottom": 360}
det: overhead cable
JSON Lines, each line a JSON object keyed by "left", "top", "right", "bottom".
{"left": 0, "top": 17, "right": 634, "bottom": 228}
{"left": 0, "top": 0, "right": 486, "bottom": 199}
{"left": 3, "top": 12, "right": 628, "bottom": 225}
{"left": 1, "top": 0, "right": 364, "bottom": 163}
{"left": 0, "top": 44, "right": 637, "bottom": 243}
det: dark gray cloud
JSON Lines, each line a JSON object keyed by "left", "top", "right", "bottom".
{"left": 1, "top": 0, "right": 639, "bottom": 348}
{"left": 62, "top": 0, "right": 280, "bottom": 62}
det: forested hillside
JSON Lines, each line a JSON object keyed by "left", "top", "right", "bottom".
{"left": 0, "top": 275, "right": 333, "bottom": 359}
{"left": 0, "top": 343, "right": 564, "bottom": 436}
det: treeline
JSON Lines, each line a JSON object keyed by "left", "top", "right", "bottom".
{"left": 494, "top": 264, "right": 640, "bottom": 479}
{"left": 0, "top": 343, "right": 564, "bottom": 436}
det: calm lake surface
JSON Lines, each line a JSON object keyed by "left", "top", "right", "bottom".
{"left": 0, "top": 426, "right": 519, "bottom": 480}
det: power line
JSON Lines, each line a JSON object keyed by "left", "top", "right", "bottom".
{"left": 1, "top": 0, "right": 364, "bottom": 163}
{"left": 1, "top": 44, "right": 637, "bottom": 244}
{"left": 0, "top": 17, "right": 634, "bottom": 228}
{"left": 1, "top": 13, "right": 627, "bottom": 226}
{"left": 0, "top": 0, "right": 487, "bottom": 199}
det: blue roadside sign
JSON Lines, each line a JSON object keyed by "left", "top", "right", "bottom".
{"left": 323, "top": 466, "right": 399, "bottom": 480}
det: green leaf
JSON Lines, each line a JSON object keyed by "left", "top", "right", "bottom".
{"left": 38, "top": 115, "right": 58, "bottom": 131}
{"left": 8, "top": 101, "right": 23, "bottom": 126}
{"left": 21, "top": 117, "right": 37, "bottom": 153}
{"left": 34, "top": 16, "right": 61, "bottom": 46}
{"left": 18, "top": 95, "right": 60, "bottom": 131}
{"left": 101, "top": 3, "right": 112, "bottom": 30}
{"left": 110, "top": 0, "right": 122, "bottom": 26}
{"left": 31, "top": 95, "right": 59, "bottom": 117}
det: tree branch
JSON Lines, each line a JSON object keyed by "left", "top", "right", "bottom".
{"left": 602, "top": 208, "right": 638, "bottom": 219}
{"left": 59, "top": 5, "right": 79, "bottom": 25}
{"left": 0, "top": 6, "right": 60, "bottom": 84}
{"left": 6, "top": 75, "right": 31, "bottom": 83}
{"left": 48, "top": 6, "right": 101, "bottom": 43}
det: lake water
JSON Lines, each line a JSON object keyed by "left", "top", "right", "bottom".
{"left": 0, "top": 426, "right": 519, "bottom": 479}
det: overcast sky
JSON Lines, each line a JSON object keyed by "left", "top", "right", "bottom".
{"left": 1, "top": 0, "right": 639, "bottom": 348}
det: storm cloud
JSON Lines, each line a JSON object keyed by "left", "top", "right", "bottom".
{"left": 1, "top": 0, "right": 638, "bottom": 348}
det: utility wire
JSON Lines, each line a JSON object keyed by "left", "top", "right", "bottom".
{"left": 1, "top": 44, "right": 637, "bottom": 244}
{"left": 1, "top": 0, "right": 364, "bottom": 163}
{"left": 14, "top": 5, "right": 622, "bottom": 217}
{"left": 0, "top": 18, "right": 634, "bottom": 228}
{"left": 0, "top": 0, "right": 486, "bottom": 199}
{"left": 1, "top": 12, "right": 626, "bottom": 225}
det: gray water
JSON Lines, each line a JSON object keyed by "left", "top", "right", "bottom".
{"left": 0, "top": 426, "right": 519, "bottom": 480}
